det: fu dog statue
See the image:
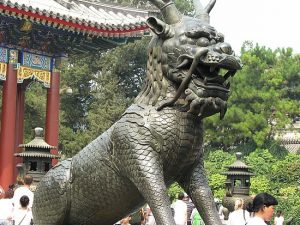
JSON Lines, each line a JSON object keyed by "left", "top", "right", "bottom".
{"left": 33, "top": 0, "right": 242, "bottom": 224}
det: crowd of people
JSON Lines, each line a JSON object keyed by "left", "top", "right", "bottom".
{"left": 0, "top": 175, "right": 34, "bottom": 225}
{"left": 117, "top": 192, "right": 283, "bottom": 225}
{"left": 0, "top": 178, "right": 284, "bottom": 225}
{"left": 227, "top": 193, "right": 284, "bottom": 225}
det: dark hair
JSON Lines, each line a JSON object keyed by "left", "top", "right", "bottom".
{"left": 24, "top": 175, "right": 33, "bottom": 185}
{"left": 247, "top": 193, "right": 278, "bottom": 213}
{"left": 5, "top": 188, "right": 14, "bottom": 199}
{"left": 20, "top": 195, "right": 30, "bottom": 208}
{"left": 276, "top": 210, "right": 282, "bottom": 217}
{"left": 178, "top": 192, "right": 185, "bottom": 200}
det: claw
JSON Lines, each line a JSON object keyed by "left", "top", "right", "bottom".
{"left": 219, "top": 102, "right": 227, "bottom": 120}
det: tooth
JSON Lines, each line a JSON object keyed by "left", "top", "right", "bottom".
{"left": 224, "top": 70, "right": 237, "bottom": 80}
{"left": 224, "top": 71, "right": 231, "bottom": 80}
{"left": 219, "top": 104, "right": 227, "bottom": 120}
{"left": 225, "top": 82, "right": 230, "bottom": 89}
{"left": 204, "top": 77, "right": 207, "bottom": 85}
{"left": 176, "top": 58, "right": 190, "bottom": 69}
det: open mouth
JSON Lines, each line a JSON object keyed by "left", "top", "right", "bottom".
{"left": 177, "top": 56, "right": 239, "bottom": 99}
{"left": 174, "top": 52, "right": 241, "bottom": 119}
{"left": 157, "top": 48, "right": 242, "bottom": 119}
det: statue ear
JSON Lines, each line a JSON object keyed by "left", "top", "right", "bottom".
{"left": 147, "top": 17, "right": 175, "bottom": 39}
{"left": 147, "top": 17, "right": 166, "bottom": 36}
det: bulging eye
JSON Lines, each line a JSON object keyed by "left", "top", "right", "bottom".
{"left": 220, "top": 43, "right": 232, "bottom": 54}
{"left": 197, "top": 37, "right": 210, "bottom": 47}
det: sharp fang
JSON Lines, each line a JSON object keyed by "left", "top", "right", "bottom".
{"left": 225, "top": 82, "right": 230, "bottom": 89}
{"left": 176, "top": 58, "right": 190, "bottom": 69}
{"left": 204, "top": 77, "right": 208, "bottom": 85}
{"left": 224, "top": 70, "right": 236, "bottom": 80}
{"left": 219, "top": 106, "right": 227, "bottom": 120}
{"left": 218, "top": 101, "right": 227, "bottom": 120}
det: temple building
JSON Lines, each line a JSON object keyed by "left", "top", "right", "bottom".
{"left": 15, "top": 127, "right": 59, "bottom": 189}
{"left": 0, "top": 0, "right": 150, "bottom": 189}
{"left": 274, "top": 118, "right": 300, "bottom": 154}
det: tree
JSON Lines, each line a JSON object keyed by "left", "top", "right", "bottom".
{"left": 23, "top": 83, "right": 47, "bottom": 142}
{"left": 97, "top": 37, "right": 149, "bottom": 99}
{"left": 59, "top": 53, "right": 128, "bottom": 156}
{"left": 204, "top": 44, "right": 300, "bottom": 150}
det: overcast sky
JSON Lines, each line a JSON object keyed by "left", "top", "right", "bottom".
{"left": 206, "top": 0, "right": 300, "bottom": 55}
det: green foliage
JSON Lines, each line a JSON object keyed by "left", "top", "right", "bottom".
{"left": 277, "top": 188, "right": 300, "bottom": 224}
{"left": 271, "top": 154, "right": 300, "bottom": 186}
{"left": 168, "top": 183, "right": 184, "bottom": 202}
{"left": 204, "top": 150, "right": 235, "bottom": 175}
{"left": 59, "top": 52, "right": 129, "bottom": 156}
{"left": 208, "top": 174, "right": 226, "bottom": 199}
{"left": 245, "top": 149, "right": 276, "bottom": 175}
{"left": 249, "top": 176, "right": 272, "bottom": 194}
{"left": 204, "top": 149, "right": 300, "bottom": 224}
{"left": 205, "top": 43, "right": 300, "bottom": 150}
{"left": 97, "top": 37, "right": 149, "bottom": 99}
{"left": 24, "top": 83, "right": 47, "bottom": 142}
{"left": 204, "top": 150, "right": 235, "bottom": 199}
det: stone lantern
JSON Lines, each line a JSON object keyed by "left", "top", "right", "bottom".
{"left": 221, "top": 152, "right": 255, "bottom": 220}
{"left": 15, "top": 127, "right": 60, "bottom": 186}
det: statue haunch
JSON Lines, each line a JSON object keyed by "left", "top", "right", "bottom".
{"left": 33, "top": 0, "right": 242, "bottom": 224}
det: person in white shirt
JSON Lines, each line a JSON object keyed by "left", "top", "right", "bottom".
{"left": 145, "top": 206, "right": 157, "bottom": 225}
{"left": 228, "top": 198, "right": 250, "bottom": 225}
{"left": 0, "top": 187, "right": 14, "bottom": 224}
{"left": 13, "top": 195, "right": 33, "bottom": 225}
{"left": 247, "top": 193, "right": 278, "bottom": 225}
{"left": 171, "top": 192, "right": 187, "bottom": 225}
{"left": 13, "top": 175, "right": 34, "bottom": 210}
{"left": 274, "top": 210, "right": 284, "bottom": 225}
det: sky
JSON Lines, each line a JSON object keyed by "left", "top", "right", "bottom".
{"left": 206, "top": 0, "right": 300, "bottom": 55}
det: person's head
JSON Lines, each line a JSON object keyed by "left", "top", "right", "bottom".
{"left": 121, "top": 215, "right": 132, "bottom": 224}
{"left": 20, "top": 195, "right": 30, "bottom": 208}
{"left": 248, "top": 193, "right": 278, "bottom": 221}
{"left": 276, "top": 210, "right": 282, "bottom": 217}
{"left": 17, "top": 176, "right": 24, "bottom": 186}
{"left": 23, "top": 175, "right": 33, "bottom": 186}
{"left": 178, "top": 192, "right": 185, "bottom": 200}
{"left": 5, "top": 188, "right": 14, "bottom": 199}
{"left": 183, "top": 193, "right": 189, "bottom": 201}
{"left": 234, "top": 198, "right": 244, "bottom": 210}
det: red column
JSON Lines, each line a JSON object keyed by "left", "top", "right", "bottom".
{"left": 45, "top": 71, "right": 60, "bottom": 166}
{"left": 14, "top": 85, "right": 26, "bottom": 178}
{"left": 0, "top": 64, "right": 17, "bottom": 190}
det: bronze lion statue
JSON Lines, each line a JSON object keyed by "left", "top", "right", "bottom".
{"left": 33, "top": 0, "right": 242, "bottom": 224}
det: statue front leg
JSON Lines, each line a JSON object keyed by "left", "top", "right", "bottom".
{"left": 122, "top": 149, "right": 175, "bottom": 225}
{"left": 180, "top": 160, "right": 222, "bottom": 225}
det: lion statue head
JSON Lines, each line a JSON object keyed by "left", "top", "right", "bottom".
{"left": 135, "top": 0, "right": 242, "bottom": 119}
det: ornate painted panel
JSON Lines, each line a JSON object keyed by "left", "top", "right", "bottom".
{"left": 0, "top": 47, "right": 8, "bottom": 63}
{"left": 21, "top": 52, "right": 52, "bottom": 71}
{"left": 17, "top": 66, "right": 51, "bottom": 88}
{"left": 0, "top": 62, "right": 7, "bottom": 80}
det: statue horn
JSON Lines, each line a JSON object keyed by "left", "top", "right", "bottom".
{"left": 193, "top": 0, "right": 216, "bottom": 23}
{"left": 148, "top": 0, "right": 182, "bottom": 24}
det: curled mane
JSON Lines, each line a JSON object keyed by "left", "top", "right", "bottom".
{"left": 135, "top": 39, "right": 172, "bottom": 106}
